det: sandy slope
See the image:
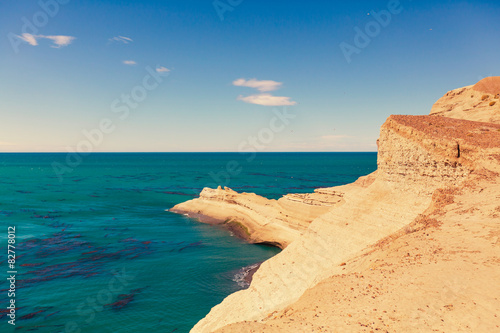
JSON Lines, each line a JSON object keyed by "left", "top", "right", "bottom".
{"left": 216, "top": 178, "right": 500, "bottom": 332}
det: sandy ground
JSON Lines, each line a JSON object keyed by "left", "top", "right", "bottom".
{"left": 216, "top": 177, "right": 500, "bottom": 332}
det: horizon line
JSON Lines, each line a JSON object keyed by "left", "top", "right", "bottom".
{"left": 0, "top": 151, "right": 378, "bottom": 154}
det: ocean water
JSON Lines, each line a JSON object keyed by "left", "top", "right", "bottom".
{"left": 0, "top": 153, "right": 377, "bottom": 332}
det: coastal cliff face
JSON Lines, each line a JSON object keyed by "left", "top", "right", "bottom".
{"left": 170, "top": 78, "right": 500, "bottom": 332}
{"left": 378, "top": 115, "right": 500, "bottom": 193}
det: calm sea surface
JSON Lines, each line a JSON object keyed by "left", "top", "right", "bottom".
{"left": 0, "top": 153, "right": 376, "bottom": 332}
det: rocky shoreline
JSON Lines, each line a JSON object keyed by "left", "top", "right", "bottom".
{"left": 168, "top": 207, "right": 284, "bottom": 249}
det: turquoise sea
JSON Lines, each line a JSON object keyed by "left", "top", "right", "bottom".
{"left": 0, "top": 153, "right": 376, "bottom": 332}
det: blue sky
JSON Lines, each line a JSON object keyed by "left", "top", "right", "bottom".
{"left": 1, "top": 0, "right": 499, "bottom": 152}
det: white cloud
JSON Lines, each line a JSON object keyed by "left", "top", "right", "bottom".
{"left": 237, "top": 93, "right": 297, "bottom": 106}
{"left": 44, "top": 35, "right": 75, "bottom": 48}
{"left": 17, "top": 33, "right": 75, "bottom": 48}
{"left": 19, "top": 33, "right": 38, "bottom": 46}
{"left": 109, "top": 36, "right": 133, "bottom": 44}
{"left": 233, "top": 78, "right": 282, "bottom": 92}
{"left": 233, "top": 78, "right": 296, "bottom": 106}
{"left": 156, "top": 66, "right": 170, "bottom": 73}
{"left": 123, "top": 60, "right": 137, "bottom": 65}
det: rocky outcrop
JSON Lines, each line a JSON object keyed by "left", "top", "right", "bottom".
{"left": 430, "top": 77, "right": 500, "bottom": 124}
{"left": 170, "top": 183, "right": 355, "bottom": 249}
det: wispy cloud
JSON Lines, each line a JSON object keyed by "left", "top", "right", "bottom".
{"left": 44, "top": 35, "right": 75, "bottom": 48}
{"left": 156, "top": 66, "right": 170, "bottom": 73}
{"left": 122, "top": 60, "right": 137, "bottom": 65}
{"left": 109, "top": 36, "right": 133, "bottom": 44}
{"left": 234, "top": 78, "right": 296, "bottom": 106}
{"left": 19, "top": 33, "right": 38, "bottom": 46}
{"left": 233, "top": 78, "right": 282, "bottom": 92}
{"left": 18, "top": 33, "right": 75, "bottom": 48}
{"left": 237, "top": 93, "right": 297, "bottom": 106}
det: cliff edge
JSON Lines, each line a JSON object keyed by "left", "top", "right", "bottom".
{"left": 169, "top": 78, "right": 500, "bottom": 332}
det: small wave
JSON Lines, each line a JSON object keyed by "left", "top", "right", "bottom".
{"left": 232, "top": 263, "right": 260, "bottom": 288}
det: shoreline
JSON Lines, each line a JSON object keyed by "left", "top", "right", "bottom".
{"left": 168, "top": 208, "right": 275, "bottom": 287}
{"left": 168, "top": 208, "right": 285, "bottom": 249}
{"left": 232, "top": 262, "right": 262, "bottom": 288}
